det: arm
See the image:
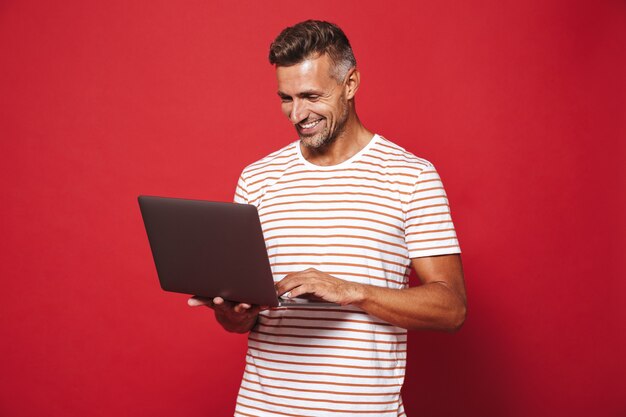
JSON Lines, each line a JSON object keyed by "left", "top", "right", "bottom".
{"left": 275, "top": 254, "right": 467, "bottom": 332}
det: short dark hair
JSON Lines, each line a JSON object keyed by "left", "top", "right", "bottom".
{"left": 269, "top": 20, "right": 357, "bottom": 80}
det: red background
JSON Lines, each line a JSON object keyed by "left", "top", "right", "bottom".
{"left": 1, "top": 1, "right": 624, "bottom": 416}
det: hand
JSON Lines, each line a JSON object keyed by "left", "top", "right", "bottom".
{"left": 275, "top": 268, "right": 366, "bottom": 306}
{"left": 188, "top": 296, "right": 268, "bottom": 333}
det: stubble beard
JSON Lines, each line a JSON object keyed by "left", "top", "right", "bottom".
{"left": 300, "top": 124, "right": 334, "bottom": 150}
{"left": 299, "top": 102, "right": 350, "bottom": 151}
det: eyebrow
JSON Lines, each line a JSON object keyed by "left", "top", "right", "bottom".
{"left": 277, "top": 90, "right": 322, "bottom": 99}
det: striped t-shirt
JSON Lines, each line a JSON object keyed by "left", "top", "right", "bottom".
{"left": 232, "top": 134, "right": 461, "bottom": 417}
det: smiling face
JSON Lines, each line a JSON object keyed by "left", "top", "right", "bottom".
{"left": 276, "top": 54, "right": 353, "bottom": 149}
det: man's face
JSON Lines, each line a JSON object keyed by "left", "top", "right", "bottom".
{"left": 276, "top": 54, "right": 350, "bottom": 149}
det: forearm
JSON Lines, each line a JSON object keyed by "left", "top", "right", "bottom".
{"left": 276, "top": 256, "right": 467, "bottom": 331}
{"left": 353, "top": 282, "right": 467, "bottom": 332}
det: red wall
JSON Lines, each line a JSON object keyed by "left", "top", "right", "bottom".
{"left": 1, "top": 1, "right": 624, "bottom": 416}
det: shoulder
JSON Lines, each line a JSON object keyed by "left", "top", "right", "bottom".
{"left": 239, "top": 141, "right": 299, "bottom": 183}
{"left": 371, "top": 135, "right": 435, "bottom": 177}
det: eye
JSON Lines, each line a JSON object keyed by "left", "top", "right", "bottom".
{"left": 280, "top": 96, "right": 292, "bottom": 103}
{"left": 307, "top": 95, "right": 320, "bottom": 102}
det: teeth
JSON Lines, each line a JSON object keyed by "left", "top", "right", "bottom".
{"left": 300, "top": 119, "right": 321, "bottom": 129}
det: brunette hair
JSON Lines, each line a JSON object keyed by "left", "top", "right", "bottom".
{"left": 269, "top": 20, "right": 356, "bottom": 80}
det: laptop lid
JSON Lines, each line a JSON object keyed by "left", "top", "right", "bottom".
{"left": 138, "top": 196, "right": 282, "bottom": 307}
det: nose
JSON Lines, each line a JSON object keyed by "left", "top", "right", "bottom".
{"left": 288, "top": 98, "right": 308, "bottom": 125}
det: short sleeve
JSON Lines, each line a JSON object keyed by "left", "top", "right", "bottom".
{"left": 404, "top": 163, "right": 461, "bottom": 258}
{"left": 233, "top": 173, "right": 249, "bottom": 204}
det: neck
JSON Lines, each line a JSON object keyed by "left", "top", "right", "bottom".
{"left": 300, "top": 111, "right": 373, "bottom": 166}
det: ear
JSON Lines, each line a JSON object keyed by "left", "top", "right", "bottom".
{"left": 344, "top": 68, "right": 360, "bottom": 100}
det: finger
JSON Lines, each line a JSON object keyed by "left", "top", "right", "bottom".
{"left": 289, "top": 284, "right": 313, "bottom": 299}
{"left": 211, "top": 297, "right": 235, "bottom": 312}
{"left": 188, "top": 296, "right": 212, "bottom": 307}
{"left": 276, "top": 275, "right": 306, "bottom": 295}
{"left": 233, "top": 303, "right": 252, "bottom": 314}
{"left": 278, "top": 280, "right": 308, "bottom": 296}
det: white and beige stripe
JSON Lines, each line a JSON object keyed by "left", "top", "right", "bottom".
{"left": 232, "top": 134, "right": 460, "bottom": 416}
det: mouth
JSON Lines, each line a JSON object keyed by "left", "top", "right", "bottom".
{"left": 297, "top": 118, "right": 323, "bottom": 134}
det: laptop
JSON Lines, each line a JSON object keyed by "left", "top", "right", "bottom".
{"left": 138, "top": 195, "right": 334, "bottom": 307}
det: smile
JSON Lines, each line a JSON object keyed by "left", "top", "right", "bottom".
{"left": 299, "top": 119, "right": 322, "bottom": 129}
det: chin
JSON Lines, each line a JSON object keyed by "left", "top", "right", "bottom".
{"left": 299, "top": 135, "right": 323, "bottom": 149}
{"left": 301, "top": 137, "right": 323, "bottom": 149}
{"left": 300, "top": 130, "right": 335, "bottom": 150}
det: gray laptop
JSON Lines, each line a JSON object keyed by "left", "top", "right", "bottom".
{"left": 138, "top": 195, "right": 334, "bottom": 307}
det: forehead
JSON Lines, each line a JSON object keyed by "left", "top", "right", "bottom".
{"left": 275, "top": 54, "right": 336, "bottom": 94}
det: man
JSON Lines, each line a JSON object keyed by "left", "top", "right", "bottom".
{"left": 189, "top": 20, "right": 467, "bottom": 416}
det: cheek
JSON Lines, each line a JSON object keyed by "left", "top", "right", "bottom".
{"left": 315, "top": 103, "right": 334, "bottom": 120}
